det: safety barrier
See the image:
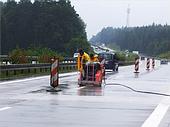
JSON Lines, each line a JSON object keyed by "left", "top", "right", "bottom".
{"left": 134, "top": 58, "right": 139, "bottom": 73}
{"left": 146, "top": 58, "right": 150, "bottom": 70}
{"left": 0, "top": 62, "right": 77, "bottom": 80}
{"left": 0, "top": 55, "right": 76, "bottom": 65}
{"left": 152, "top": 58, "right": 155, "bottom": 69}
{"left": 133, "top": 57, "right": 158, "bottom": 76}
{"left": 50, "top": 59, "right": 59, "bottom": 88}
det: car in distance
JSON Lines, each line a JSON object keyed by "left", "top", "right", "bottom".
{"left": 160, "top": 59, "right": 168, "bottom": 64}
{"left": 73, "top": 53, "right": 79, "bottom": 58}
{"left": 141, "top": 56, "right": 145, "bottom": 60}
{"left": 98, "top": 52, "right": 119, "bottom": 71}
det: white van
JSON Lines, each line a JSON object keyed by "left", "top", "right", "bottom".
{"left": 73, "top": 53, "right": 79, "bottom": 58}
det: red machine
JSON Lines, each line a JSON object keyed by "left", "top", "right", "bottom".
{"left": 78, "top": 62, "right": 105, "bottom": 87}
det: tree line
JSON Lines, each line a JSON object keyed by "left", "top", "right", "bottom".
{"left": 1, "top": 0, "right": 91, "bottom": 56}
{"left": 90, "top": 24, "right": 170, "bottom": 56}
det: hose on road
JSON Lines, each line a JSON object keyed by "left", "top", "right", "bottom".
{"left": 104, "top": 83, "right": 170, "bottom": 97}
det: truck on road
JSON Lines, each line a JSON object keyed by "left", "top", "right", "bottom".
{"left": 98, "top": 52, "right": 119, "bottom": 72}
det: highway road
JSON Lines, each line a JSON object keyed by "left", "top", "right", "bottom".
{"left": 0, "top": 60, "right": 170, "bottom": 127}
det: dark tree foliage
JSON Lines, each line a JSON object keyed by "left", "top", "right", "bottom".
{"left": 90, "top": 24, "right": 170, "bottom": 55}
{"left": 1, "top": 0, "right": 88, "bottom": 56}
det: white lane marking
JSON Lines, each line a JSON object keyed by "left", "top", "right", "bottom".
{"left": 76, "top": 86, "right": 86, "bottom": 90}
{"left": 0, "top": 72, "right": 78, "bottom": 85}
{"left": 141, "top": 97, "right": 170, "bottom": 127}
{"left": 0, "top": 107, "right": 12, "bottom": 111}
{"left": 0, "top": 75, "right": 50, "bottom": 85}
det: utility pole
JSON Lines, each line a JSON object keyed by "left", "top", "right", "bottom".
{"left": 126, "top": 4, "right": 130, "bottom": 27}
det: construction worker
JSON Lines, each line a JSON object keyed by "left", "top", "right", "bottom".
{"left": 77, "top": 48, "right": 90, "bottom": 72}
{"left": 77, "top": 49, "right": 90, "bottom": 80}
{"left": 89, "top": 53, "right": 99, "bottom": 62}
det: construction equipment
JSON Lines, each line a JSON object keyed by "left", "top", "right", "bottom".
{"left": 78, "top": 62, "right": 105, "bottom": 87}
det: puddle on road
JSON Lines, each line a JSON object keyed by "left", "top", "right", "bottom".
{"left": 77, "top": 86, "right": 103, "bottom": 96}
{"left": 29, "top": 88, "right": 61, "bottom": 95}
{"left": 27, "top": 71, "right": 120, "bottom": 96}
{"left": 30, "top": 84, "right": 68, "bottom": 94}
{"left": 29, "top": 82, "right": 104, "bottom": 96}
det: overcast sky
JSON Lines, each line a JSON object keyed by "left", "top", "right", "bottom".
{"left": 70, "top": 0, "right": 170, "bottom": 39}
{"left": 1, "top": 0, "right": 170, "bottom": 39}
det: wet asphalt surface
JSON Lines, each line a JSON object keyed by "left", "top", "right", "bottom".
{"left": 0, "top": 60, "right": 170, "bottom": 127}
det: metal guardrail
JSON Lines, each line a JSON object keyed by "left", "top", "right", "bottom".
{"left": 0, "top": 60, "right": 134, "bottom": 73}
{"left": 0, "top": 63, "right": 50, "bottom": 71}
{"left": 0, "top": 61, "right": 77, "bottom": 79}
{"left": 0, "top": 55, "right": 77, "bottom": 65}
{"left": 0, "top": 62, "right": 76, "bottom": 70}
{"left": 0, "top": 57, "right": 134, "bottom": 80}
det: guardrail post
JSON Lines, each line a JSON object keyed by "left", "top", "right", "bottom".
{"left": 14, "top": 70, "right": 16, "bottom": 75}
{"left": 6, "top": 70, "right": 8, "bottom": 76}
{"left": 34, "top": 68, "right": 36, "bottom": 73}
{"left": 40, "top": 68, "right": 42, "bottom": 72}
{"left": 21, "top": 69, "right": 24, "bottom": 74}
{"left": 45, "top": 68, "right": 47, "bottom": 72}
{"left": 28, "top": 69, "right": 30, "bottom": 73}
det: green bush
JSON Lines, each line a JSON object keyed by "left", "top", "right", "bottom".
{"left": 126, "top": 53, "right": 139, "bottom": 61}
{"left": 159, "top": 51, "right": 170, "bottom": 59}
{"left": 9, "top": 47, "right": 63, "bottom": 64}
{"left": 116, "top": 52, "right": 126, "bottom": 61}
{"left": 9, "top": 47, "right": 28, "bottom": 64}
{"left": 116, "top": 51, "right": 138, "bottom": 62}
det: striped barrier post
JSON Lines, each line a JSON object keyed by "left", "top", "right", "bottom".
{"left": 134, "top": 58, "right": 139, "bottom": 73}
{"left": 146, "top": 58, "right": 150, "bottom": 70}
{"left": 50, "top": 58, "right": 59, "bottom": 88}
{"left": 152, "top": 58, "right": 155, "bottom": 69}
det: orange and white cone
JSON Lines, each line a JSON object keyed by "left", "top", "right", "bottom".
{"left": 50, "top": 58, "right": 59, "bottom": 88}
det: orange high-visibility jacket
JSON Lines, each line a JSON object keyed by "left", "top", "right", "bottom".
{"left": 77, "top": 52, "right": 90, "bottom": 71}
